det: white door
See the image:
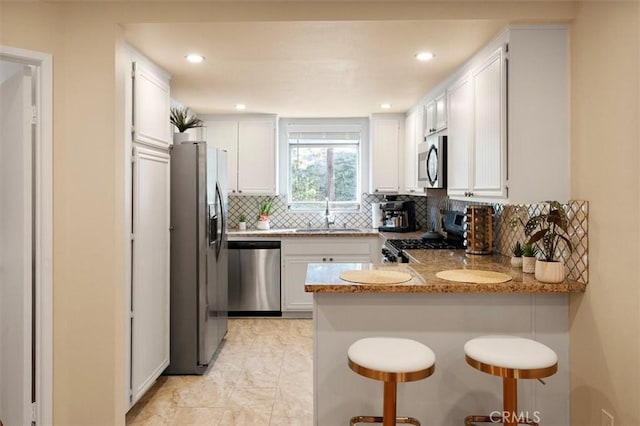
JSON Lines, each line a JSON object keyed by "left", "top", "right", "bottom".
{"left": 370, "top": 118, "right": 400, "bottom": 193}
{"left": 237, "top": 120, "right": 276, "bottom": 194}
{"left": 0, "top": 64, "right": 33, "bottom": 425}
{"left": 472, "top": 46, "right": 507, "bottom": 199}
{"left": 204, "top": 120, "right": 239, "bottom": 193}
{"left": 132, "top": 62, "right": 171, "bottom": 149}
{"left": 130, "top": 146, "right": 171, "bottom": 405}
{"left": 446, "top": 74, "right": 473, "bottom": 198}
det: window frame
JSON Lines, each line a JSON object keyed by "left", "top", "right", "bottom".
{"left": 279, "top": 118, "right": 369, "bottom": 213}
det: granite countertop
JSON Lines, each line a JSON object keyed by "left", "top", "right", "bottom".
{"left": 228, "top": 228, "right": 379, "bottom": 237}
{"left": 304, "top": 250, "right": 587, "bottom": 294}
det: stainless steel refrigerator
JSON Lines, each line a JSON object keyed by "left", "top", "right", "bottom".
{"left": 166, "top": 142, "right": 228, "bottom": 375}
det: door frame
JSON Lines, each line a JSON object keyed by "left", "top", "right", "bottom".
{"left": 0, "top": 45, "right": 53, "bottom": 426}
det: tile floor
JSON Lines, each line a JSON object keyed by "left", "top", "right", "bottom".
{"left": 126, "top": 318, "right": 313, "bottom": 426}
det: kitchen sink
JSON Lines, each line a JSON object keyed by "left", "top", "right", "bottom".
{"left": 295, "top": 228, "right": 365, "bottom": 233}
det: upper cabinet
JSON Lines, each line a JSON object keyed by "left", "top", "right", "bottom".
{"left": 440, "top": 25, "right": 568, "bottom": 203}
{"left": 132, "top": 61, "right": 171, "bottom": 149}
{"left": 447, "top": 46, "right": 506, "bottom": 200}
{"left": 424, "top": 92, "right": 447, "bottom": 136}
{"left": 202, "top": 116, "right": 278, "bottom": 195}
{"left": 370, "top": 113, "right": 404, "bottom": 194}
{"left": 402, "top": 108, "right": 424, "bottom": 194}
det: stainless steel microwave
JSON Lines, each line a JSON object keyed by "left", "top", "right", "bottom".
{"left": 418, "top": 135, "right": 447, "bottom": 189}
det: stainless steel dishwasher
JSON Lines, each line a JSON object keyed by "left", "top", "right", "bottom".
{"left": 228, "top": 240, "right": 281, "bottom": 316}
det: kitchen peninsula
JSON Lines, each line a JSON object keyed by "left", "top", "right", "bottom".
{"left": 305, "top": 252, "right": 586, "bottom": 425}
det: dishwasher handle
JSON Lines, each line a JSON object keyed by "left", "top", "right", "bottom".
{"left": 228, "top": 240, "right": 281, "bottom": 250}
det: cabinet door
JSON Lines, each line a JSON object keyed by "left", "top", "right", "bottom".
{"left": 472, "top": 46, "right": 507, "bottom": 199}
{"left": 204, "top": 120, "right": 239, "bottom": 193}
{"left": 283, "top": 256, "right": 316, "bottom": 311}
{"left": 446, "top": 75, "right": 473, "bottom": 198}
{"left": 403, "top": 110, "right": 419, "bottom": 193}
{"left": 238, "top": 120, "right": 276, "bottom": 194}
{"left": 434, "top": 93, "right": 447, "bottom": 132}
{"left": 370, "top": 117, "right": 400, "bottom": 193}
{"left": 131, "top": 146, "right": 170, "bottom": 405}
{"left": 132, "top": 62, "right": 171, "bottom": 149}
{"left": 424, "top": 101, "right": 436, "bottom": 135}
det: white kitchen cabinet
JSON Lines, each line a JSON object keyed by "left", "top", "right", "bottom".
{"left": 206, "top": 120, "right": 238, "bottom": 194}
{"left": 446, "top": 74, "right": 473, "bottom": 198}
{"left": 370, "top": 114, "right": 404, "bottom": 194}
{"left": 443, "top": 25, "right": 568, "bottom": 203}
{"left": 446, "top": 46, "right": 507, "bottom": 200}
{"left": 132, "top": 61, "right": 171, "bottom": 149}
{"left": 471, "top": 47, "right": 507, "bottom": 199}
{"left": 130, "top": 146, "right": 170, "bottom": 406}
{"left": 203, "top": 117, "right": 277, "bottom": 195}
{"left": 281, "top": 237, "right": 378, "bottom": 312}
{"left": 424, "top": 92, "right": 447, "bottom": 136}
{"left": 402, "top": 110, "right": 422, "bottom": 194}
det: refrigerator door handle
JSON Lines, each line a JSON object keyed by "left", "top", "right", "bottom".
{"left": 208, "top": 203, "right": 217, "bottom": 246}
{"left": 215, "top": 183, "right": 225, "bottom": 258}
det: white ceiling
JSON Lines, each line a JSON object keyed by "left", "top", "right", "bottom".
{"left": 125, "top": 20, "right": 509, "bottom": 117}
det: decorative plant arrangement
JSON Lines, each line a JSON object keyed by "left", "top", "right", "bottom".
{"left": 170, "top": 106, "right": 204, "bottom": 143}
{"left": 510, "top": 241, "right": 524, "bottom": 268}
{"left": 524, "top": 201, "right": 573, "bottom": 283}
{"left": 521, "top": 243, "right": 538, "bottom": 274}
{"left": 256, "top": 197, "right": 274, "bottom": 230}
{"left": 238, "top": 213, "right": 247, "bottom": 231}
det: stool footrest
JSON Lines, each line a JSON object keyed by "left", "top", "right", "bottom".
{"left": 350, "top": 415, "right": 421, "bottom": 425}
{"left": 464, "top": 414, "right": 538, "bottom": 426}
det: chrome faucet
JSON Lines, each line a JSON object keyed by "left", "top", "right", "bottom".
{"left": 324, "top": 198, "right": 335, "bottom": 229}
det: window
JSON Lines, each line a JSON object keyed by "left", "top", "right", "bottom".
{"left": 287, "top": 125, "right": 361, "bottom": 211}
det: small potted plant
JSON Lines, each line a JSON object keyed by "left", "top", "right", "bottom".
{"left": 524, "top": 201, "right": 573, "bottom": 283}
{"left": 256, "top": 197, "right": 274, "bottom": 230}
{"left": 510, "top": 241, "right": 524, "bottom": 268}
{"left": 170, "top": 106, "right": 204, "bottom": 143}
{"left": 521, "top": 243, "right": 538, "bottom": 274}
{"left": 238, "top": 213, "right": 247, "bottom": 231}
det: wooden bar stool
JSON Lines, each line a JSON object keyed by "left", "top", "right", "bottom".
{"left": 347, "top": 337, "right": 436, "bottom": 426}
{"left": 463, "top": 335, "right": 558, "bottom": 426}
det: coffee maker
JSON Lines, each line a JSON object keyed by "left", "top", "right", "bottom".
{"left": 376, "top": 200, "right": 418, "bottom": 232}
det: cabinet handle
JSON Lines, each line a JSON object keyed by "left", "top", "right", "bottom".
{"left": 329, "top": 257, "right": 333, "bottom": 262}
{"left": 238, "top": 190, "right": 242, "bottom": 194}
{"left": 231, "top": 189, "right": 236, "bottom": 193}
{"left": 322, "top": 258, "right": 327, "bottom": 262}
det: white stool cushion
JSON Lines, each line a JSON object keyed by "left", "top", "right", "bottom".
{"left": 348, "top": 337, "right": 435, "bottom": 373}
{"left": 464, "top": 335, "right": 557, "bottom": 370}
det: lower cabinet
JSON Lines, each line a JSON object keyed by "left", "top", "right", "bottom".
{"left": 130, "top": 146, "right": 170, "bottom": 406}
{"left": 281, "top": 237, "right": 379, "bottom": 312}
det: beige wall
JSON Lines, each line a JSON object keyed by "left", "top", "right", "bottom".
{"left": 569, "top": 2, "right": 640, "bottom": 425}
{"left": 1, "top": 1, "right": 638, "bottom": 425}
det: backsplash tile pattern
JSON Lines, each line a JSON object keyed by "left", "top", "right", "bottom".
{"left": 229, "top": 193, "right": 588, "bottom": 284}
{"left": 228, "top": 193, "right": 430, "bottom": 231}
{"left": 494, "top": 201, "right": 589, "bottom": 283}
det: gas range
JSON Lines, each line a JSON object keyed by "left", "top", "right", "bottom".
{"left": 381, "top": 210, "right": 467, "bottom": 263}
{"left": 382, "top": 238, "right": 465, "bottom": 263}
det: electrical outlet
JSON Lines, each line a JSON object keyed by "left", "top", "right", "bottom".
{"left": 601, "top": 409, "right": 614, "bottom": 426}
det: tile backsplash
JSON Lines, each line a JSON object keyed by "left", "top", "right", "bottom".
{"left": 228, "top": 193, "right": 588, "bottom": 284}
{"left": 228, "top": 193, "right": 430, "bottom": 230}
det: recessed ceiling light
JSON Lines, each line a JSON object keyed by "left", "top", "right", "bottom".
{"left": 415, "top": 52, "right": 435, "bottom": 62}
{"left": 235, "top": 104, "right": 246, "bottom": 111}
{"left": 185, "top": 54, "right": 205, "bottom": 64}
{"left": 380, "top": 103, "right": 392, "bottom": 109}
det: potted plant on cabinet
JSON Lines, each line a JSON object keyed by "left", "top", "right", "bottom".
{"left": 170, "top": 106, "right": 204, "bottom": 144}
{"left": 238, "top": 213, "right": 247, "bottom": 231}
{"left": 256, "top": 197, "right": 274, "bottom": 230}
{"left": 524, "top": 201, "right": 573, "bottom": 283}
{"left": 510, "top": 241, "right": 524, "bottom": 268}
{"left": 521, "top": 243, "right": 538, "bottom": 274}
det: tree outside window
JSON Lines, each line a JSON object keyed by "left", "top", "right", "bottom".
{"left": 288, "top": 129, "right": 360, "bottom": 211}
